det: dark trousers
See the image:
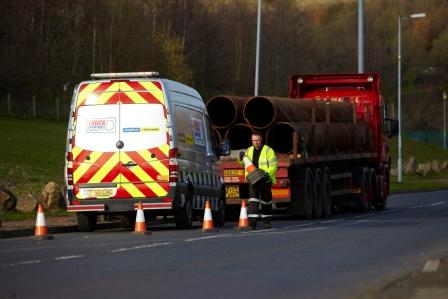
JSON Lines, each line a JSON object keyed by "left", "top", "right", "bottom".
{"left": 248, "top": 182, "right": 272, "bottom": 224}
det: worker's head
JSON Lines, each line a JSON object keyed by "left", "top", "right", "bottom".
{"left": 251, "top": 132, "right": 263, "bottom": 150}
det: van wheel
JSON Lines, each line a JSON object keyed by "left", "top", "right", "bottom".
{"left": 175, "top": 195, "right": 193, "bottom": 229}
{"left": 118, "top": 212, "right": 136, "bottom": 229}
{"left": 213, "top": 195, "right": 226, "bottom": 227}
{"left": 77, "top": 212, "right": 97, "bottom": 232}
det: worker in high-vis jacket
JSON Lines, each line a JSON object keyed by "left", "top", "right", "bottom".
{"left": 239, "top": 132, "right": 278, "bottom": 229}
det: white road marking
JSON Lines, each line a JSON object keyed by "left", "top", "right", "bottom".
{"left": 185, "top": 234, "right": 232, "bottom": 242}
{"left": 111, "top": 242, "right": 172, "bottom": 253}
{"left": 54, "top": 255, "right": 85, "bottom": 261}
{"left": 320, "top": 220, "right": 338, "bottom": 224}
{"left": 241, "top": 228, "right": 276, "bottom": 234}
{"left": 256, "top": 227, "right": 328, "bottom": 236}
{"left": 240, "top": 226, "right": 327, "bottom": 237}
{"left": 351, "top": 214, "right": 371, "bottom": 219}
{"left": 422, "top": 259, "right": 440, "bottom": 273}
{"left": 1, "top": 260, "right": 41, "bottom": 267}
{"left": 430, "top": 202, "right": 445, "bottom": 206}
{"left": 283, "top": 223, "right": 313, "bottom": 229}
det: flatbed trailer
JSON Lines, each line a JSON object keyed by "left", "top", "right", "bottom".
{"left": 214, "top": 73, "right": 397, "bottom": 219}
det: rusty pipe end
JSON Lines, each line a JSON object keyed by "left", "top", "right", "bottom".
{"left": 243, "top": 96, "right": 275, "bottom": 129}
{"left": 206, "top": 96, "right": 239, "bottom": 129}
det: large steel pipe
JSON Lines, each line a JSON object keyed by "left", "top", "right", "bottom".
{"left": 243, "top": 96, "right": 354, "bottom": 129}
{"left": 329, "top": 121, "right": 371, "bottom": 153}
{"left": 266, "top": 122, "right": 327, "bottom": 154}
{"left": 243, "top": 96, "right": 312, "bottom": 129}
{"left": 206, "top": 95, "right": 250, "bottom": 129}
{"left": 224, "top": 123, "right": 256, "bottom": 150}
{"left": 266, "top": 121, "right": 371, "bottom": 154}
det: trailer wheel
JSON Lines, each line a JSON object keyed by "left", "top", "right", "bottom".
{"left": 77, "top": 212, "right": 97, "bottom": 232}
{"left": 321, "top": 168, "right": 332, "bottom": 218}
{"left": 213, "top": 190, "right": 226, "bottom": 226}
{"left": 374, "top": 168, "right": 389, "bottom": 210}
{"left": 354, "top": 167, "right": 371, "bottom": 212}
{"left": 175, "top": 193, "right": 193, "bottom": 229}
{"left": 313, "top": 169, "right": 323, "bottom": 219}
{"left": 300, "top": 168, "right": 314, "bottom": 219}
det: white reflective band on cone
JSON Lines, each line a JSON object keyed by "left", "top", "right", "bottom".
{"left": 36, "top": 212, "right": 46, "bottom": 226}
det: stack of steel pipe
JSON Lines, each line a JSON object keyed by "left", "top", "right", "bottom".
{"left": 207, "top": 95, "right": 372, "bottom": 154}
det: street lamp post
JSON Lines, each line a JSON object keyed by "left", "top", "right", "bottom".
{"left": 444, "top": 91, "right": 447, "bottom": 149}
{"left": 254, "top": 0, "right": 262, "bottom": 96}
{"left": 397, "top": 12, "right": 426, "bottom": 183}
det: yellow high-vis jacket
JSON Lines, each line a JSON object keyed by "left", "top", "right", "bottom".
{"left": 240, "top": 145, "right": 278, "bottom": 184}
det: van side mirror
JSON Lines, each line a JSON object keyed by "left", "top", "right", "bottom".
{"left": 219, "top": 139, "right": 231, "bottom": 156}
{"left": 385, "top": 119, "right": 398, "bottom": 138}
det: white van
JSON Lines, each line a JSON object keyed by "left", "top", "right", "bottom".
{"left": 64, "top": 72, "right": 229, "bottom": 231}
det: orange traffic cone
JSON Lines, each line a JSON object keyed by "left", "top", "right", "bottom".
{"left": 32, "top": 204, "right": 53, "bottom": 240}
{"left": 235, "top": 200, "right": 250, "bottom": 230}
{"left": 243, "top": 156, "right": 256, "bottom": 173}
{"left": 133, "top": 202, "right": 151, "bottom": 235}
{"left": 202, "top": 200, "right": 217, "bottom": 232}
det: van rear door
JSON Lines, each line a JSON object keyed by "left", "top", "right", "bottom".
{"left": 72, "top": 80, "right": 169, "bottom": 200}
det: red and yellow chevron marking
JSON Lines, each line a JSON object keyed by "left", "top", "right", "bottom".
{"left": 72, "top": 80, "right": 170, "bottom": 200}
{"left": 72, "top": 147, "right": 170, "bottom": 199}
{"left": 76, "top": 81, "right": 164, "bottom": 107}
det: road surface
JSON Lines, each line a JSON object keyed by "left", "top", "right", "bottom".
{"left": 1, "top": 191, "right": 448, "bottom": 299}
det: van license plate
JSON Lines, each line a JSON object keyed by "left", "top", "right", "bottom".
{"left": 82, "top": 188, "right": 116, "bottom": 199}
{"left": 226, "top": 185, "right": 240, "bottom": 198}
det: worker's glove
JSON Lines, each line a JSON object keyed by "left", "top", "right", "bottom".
{"left": 263, "top": 172, "right": 271, "bottom": 183}
{"left": 239, "top": 151, "right": 245, "bottom": 160}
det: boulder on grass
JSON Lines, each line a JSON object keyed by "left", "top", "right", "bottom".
{"left": 432, "top": 160, "right": 441, "bottom": 173}
{"left": 16, "top": 192, "right": 38, "bottom": 213}
{"left": 404, "top": 157, "right": 417, "bottom": 175}
{"left": 416, "top": 163, "right": 431, "bottom": 177}
{"left": 41, "top": 182, "right": 65, "bottom": 211}
{"left": 390, "top": 168, "right": 397, "bottom": 176}
{"left": 0, "top": 185, "right": 17, "bottom": 211}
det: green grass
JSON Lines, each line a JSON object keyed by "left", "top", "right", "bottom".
{"left": 388, "top": 136, "right": 448, "bottom": 192}
{"left": 0, "top": 116, "right": 67, "bottom": 196}
{"left": 1, "top": 209, "right": 69, "bottom": 221}
{"left": 388, "top": 137, "right": 448, "bottom": 168}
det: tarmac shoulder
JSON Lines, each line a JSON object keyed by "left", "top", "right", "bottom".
{"left": 359, "top": 257, "right": 448, "bottom": 299}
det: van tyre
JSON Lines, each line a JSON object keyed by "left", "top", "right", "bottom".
{"left": 118, "top": 212, "right": 136, "bottom": 229}
{"left": 213, "top": 192, "right": 226, "bottom": 226}
{"left": 77, "top": 212, "right": 97, "bottom": 232}
{"left": 175, "top": 195, "right": 193, "bottom": 229}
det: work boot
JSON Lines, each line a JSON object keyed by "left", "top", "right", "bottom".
{"left": 249, "top": 218, "right": 257, "bottom": 230}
